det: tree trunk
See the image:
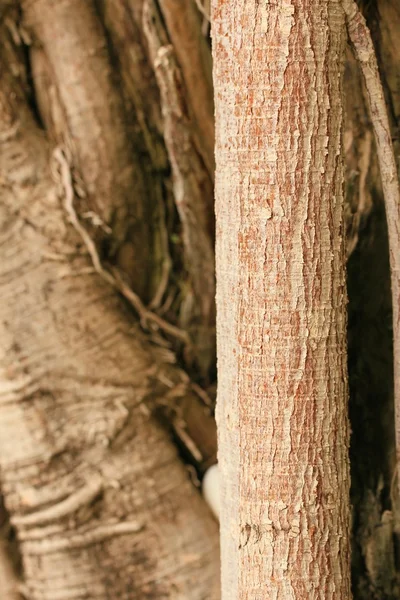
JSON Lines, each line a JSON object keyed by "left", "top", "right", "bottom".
{"left": 1, "top": 0, "right": 400, "bottom": 597}
{"left": 0, "top": 1, "right": 219, "bottom": 598}
{"left": 213, "top": 0, "right": 351, "bottom": 597}
{"left": 0, "top": 54, "right": 220, "bottom": 600}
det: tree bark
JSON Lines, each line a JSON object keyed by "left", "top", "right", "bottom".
{"left": 22, "top": 0, "right": 154, "bottom": 297}
{"left": 143, "top": 0, "right": 216, "bottom": 377}
{"left": 213, "top": 0, "right": 351, "bottom": 597}
{"left": 1, "top": 0, "right": 400, "bottom": 596}
{"left": 158, "top": 0, "right": 215, "bottom": 179}
{"left": 344, "top": 1, "right": 400, "bottom": 597}
{"left": 0, "top": 4, "right": 220, "bottom": 599}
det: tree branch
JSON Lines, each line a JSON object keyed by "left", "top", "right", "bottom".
{"left": 157, "top": 0, "right": 215, "bottom": 179}
{"left": 143, "top": 1, "right": 216, "bottom": 376}
{"left": 53, "top": 146, "right": 191, "bottom": 347}
{"left": 343, "top": 0, "right": 400, "bottom": 501}
{"left": 22, "top": 0, "right": 152, "bottom": 295}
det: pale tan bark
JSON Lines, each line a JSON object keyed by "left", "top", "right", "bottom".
{"left": 2, "top": 0, "right": 215, "bottom": 473}
{"left": 22, "top": 0, "right": 154, "bottom": 297}
{"left": 213, "top": 0, "right": 351, "bottom": 597}
{"left": 0, "top": 116, "right": 220, "bottom": 600}
{"left": 0, "top": 17, "right": 220, "bottom": 600}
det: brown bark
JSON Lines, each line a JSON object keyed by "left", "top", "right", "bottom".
{"left": 343, "top": 0, "right": 400, "bottom": 507}
{"left": 22, "top": 0, "right": 154, "bottom": 298}
{"left": 0, "top": 71, "right": 220, "bottom": 599}
{"left": 344, "top": 50, "right": 397, "bottom": 598}
{"left": 2, "top": 0, "right": 217, "bottom": 474}
{"left": 97, "top": 0, "right": 168, "bottom": 172}
{"left": 158, "top": 0, "right": 215, "bottom": 179}
{"left": 143, "top": 0, "right": 216, "bottom": 377}
{"left": 97, "top": 0, "right": 216, "bottom": 376}
{"left": 0, "top": 7, "right": 220, "bottom": 599}
{"left": 213, "top": 0, "right": 351, "bottom": 597}
{"left": 0, "top": 532, "right": 22, "bottom": 600}
{"left": 95, "top": 0, "right": 173, "bottom": 305}
{"left": 1, "top": 0, "right": 399, "bottom": 596}
{"left": 343, "top": 1, "right": 400, "bottom": 597}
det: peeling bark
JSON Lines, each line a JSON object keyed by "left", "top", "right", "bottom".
{"left": 0, "top": 14, "right": 220, "bottom": 600}
{"left": 158, "top": 0, "right": 215, "bottom": 179}
{"left": 144, "top": 0, "right": 215, "bottom": 377}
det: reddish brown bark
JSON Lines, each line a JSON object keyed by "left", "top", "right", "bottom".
{"left": 213, "top": 0, "right": 351, "bottom": 597}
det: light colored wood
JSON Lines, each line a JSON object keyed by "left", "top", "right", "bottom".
{"left": 213, "top": 1, "right": 352, "bottom": 597}
{"left": 0, "top": 15, "right": 220, "bottom": 599}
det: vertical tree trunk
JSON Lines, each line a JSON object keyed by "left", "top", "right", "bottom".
{"left": 213, "top": 0, "right": 351, "bottom": 597}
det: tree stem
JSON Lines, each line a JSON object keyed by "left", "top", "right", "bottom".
{"left": 343, "top": 0, "right": 400, "bottom": 501}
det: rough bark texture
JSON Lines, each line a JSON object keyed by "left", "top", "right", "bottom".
{"left": 158, "top": 0, "right": 215, "bottom": 179}
{"left": 0, "top": 2, "right": 220, "bottom": 598}
{"left": 213, "top": 0, "right": 351, "bottom": 597}
{"left": 22, "top": 0, "right": 154, "bottom": 297}
{"left": 343, "top": 0, "right": 400, "bottom": 509}
{"left": 143, "top": 0, "right": 216, "bottom": 378}
{"left": 0, "top": 54, "right": 220, "bottom": 599}
{"left": 94, "top": 0, "right": 172, "bottom": 303}
{"left": 1, "top": 0, "right": 400, "bottom": 596}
